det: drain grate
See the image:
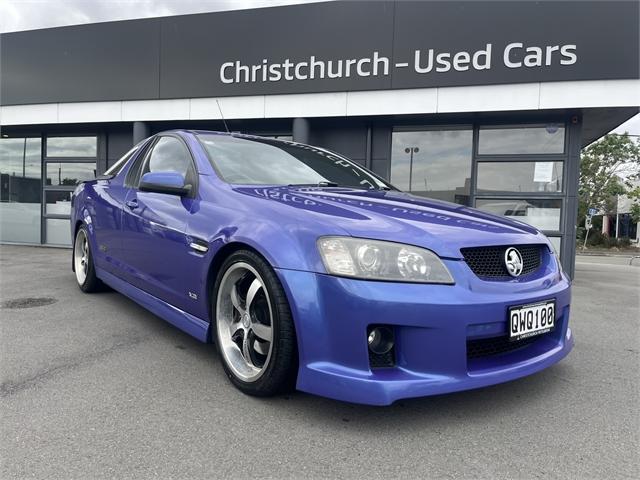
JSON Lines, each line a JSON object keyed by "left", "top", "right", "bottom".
{"left": 1, "top": 297, "right": 58, "bottom": 309}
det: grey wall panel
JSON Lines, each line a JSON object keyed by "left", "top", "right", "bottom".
{"left": 310, "top": 123, "right": 369, "bottom": 162}
{"left": 371, "top": 158, "right": 390, "bottom": 180}
{"left": 1, "top": 20, "right": 161, "bottom": 105}
{"left": 159, "top": 2, "right": 394, "bottom": 98}
{"left": 1, "top": 1, "right": 637, "bottom": 105}
{"left": 392, "top": 1, "right": 639, "bottom": 88}
{"left": 107, "top": 128, "right": 134, "bottom": 166}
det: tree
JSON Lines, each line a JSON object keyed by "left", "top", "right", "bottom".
{"left": 578, "top": 133, "right": 640, "bottom": 225}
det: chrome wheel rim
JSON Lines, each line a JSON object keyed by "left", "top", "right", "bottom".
{"left": 216, "top": 262, "right": 274, "bottom": 382}
{"left": 74, "top": 229, "right": 89, "bottom": 285}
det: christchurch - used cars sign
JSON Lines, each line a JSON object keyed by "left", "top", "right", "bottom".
{"left": 0, "top": 0, "right": 637, "bottom": 105}
{"left": 219, "top": 43, "right": 578, "bottom": 85}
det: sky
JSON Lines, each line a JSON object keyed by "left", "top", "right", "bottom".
{"left": 611, "top": 114, "right": 640, "bottom": 136}
{"left": 1, "top": 0, "right": 638, "bottom": 135}
{"left": 0, "top": 0, "right": 325, "bottom": 33}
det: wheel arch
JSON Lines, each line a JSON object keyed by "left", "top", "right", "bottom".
{"left": 204, "top": 241, "right": 299, "bottom": 354}
{"left": 71, "top": 219, "right": 84, "bottom": 272}
{"left": 205, "top": 241, "right": 264, "bottom": 330}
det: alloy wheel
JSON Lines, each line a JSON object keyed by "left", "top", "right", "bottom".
{"left": 74, "top": 229, "right": 89, "bottom": 285}
{"left": 216, "top": 262, "right": 274, "bottom": 382}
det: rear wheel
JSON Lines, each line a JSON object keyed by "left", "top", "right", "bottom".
{"left": 73, "top": 225, "right": 102, "bottom": 293}
{"left": 214, "top": 250, "right": 297, "bottom": 396}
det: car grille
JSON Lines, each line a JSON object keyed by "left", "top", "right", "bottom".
{"left": 460, "top": 244, "right": 543, "bottom": 279}
{"left": 466, "top": 334, "right": 542, "bottom": 359}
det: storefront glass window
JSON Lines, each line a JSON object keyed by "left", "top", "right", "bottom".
{"left": 45, "top": 190, "right": 73, "bottom": 215}
{"left": 0, "top": 138, "right": 42, "bottom": 243}
{"left": 547, "top": 236, "right": 562, "bottom": 256}
{"left": 45, "top": 163, "right": 96, "bottom": 186}
{"left": 478, "top": 125, "right": 565, "bottom": 155}
{"left": 477, "top": 162, "right": 563, "bottom": 193}
{"left": 46, "top": 136, "right": 97, "bottom": 157}
{"left": 45, "top": 218, "right": 71, "bottom": 245}
{"left": 391, "top": 129, "right": 473, "bottom": 205}
{"left": 475, "top": 198, "right": 562, "bottom": 231}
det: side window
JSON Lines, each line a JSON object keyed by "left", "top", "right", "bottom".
{"left": 125, "top": 143, "right": 150, "bottom": 187}
{"left": 140, "top": 137, "right": 195, "bottom": 185}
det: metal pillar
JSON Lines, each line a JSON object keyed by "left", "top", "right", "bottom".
{"left": 133, "top": 121, "right": 150, "bottom": 144}
{"left": 292, "top": 118, "right": 310, "bottom": 144}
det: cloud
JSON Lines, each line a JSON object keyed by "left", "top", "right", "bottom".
{"left": 0, "top": 0, "right": 327, "bottom": 33}
{"left": 611, "top": 113, "right": 640, "bottom": 136}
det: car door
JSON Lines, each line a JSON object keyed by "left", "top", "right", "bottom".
{"left": 119, "top": 135, "right": 198, "bottom": 312}
{"left": 88, "top": 146, "right": 143, "bottom": 276}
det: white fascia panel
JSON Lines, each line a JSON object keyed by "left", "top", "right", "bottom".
{"left": 58, "top": 101, "right": 122, "bottom": 123}
{"left": 122, "top": 99, "right": 190, "bottom": 121}
{"left": 264, "top": 92, "right": 347, "bottom": 118}
{"left": 437, "top": 83, "right": 540, "bottom": 113}
{"left": 2, "top": 80, "right": 639, "bottom": 126}
{"left": 1, "top": 103, "right": 58, "bottom": 125}
{"left": 539, "top": 79, "right": 640, "bottom": 109}
{"left": 190, "top": 96, "right": 265, "bottom": 120}
{"left": 346, "top": 88, "right": 437, "bottom": 116}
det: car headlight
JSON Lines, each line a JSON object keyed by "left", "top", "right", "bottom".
{"left": 317, "top": 237, "right": 454, "bottom": 284}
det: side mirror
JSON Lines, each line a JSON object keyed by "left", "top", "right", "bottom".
{"left": 139, "top": 171, "right": 191, "bottom": 196}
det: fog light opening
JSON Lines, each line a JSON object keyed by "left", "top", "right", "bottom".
{"left": 367, "top": 326, "right": 394, "bottom": 355}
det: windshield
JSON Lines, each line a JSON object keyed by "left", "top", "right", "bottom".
{"left": 198, "top": 134, "right": 393, "bottom": 190}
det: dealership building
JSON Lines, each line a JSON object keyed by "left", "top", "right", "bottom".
{"left": 0, "top": 0, "right": 638, "bottom": 277}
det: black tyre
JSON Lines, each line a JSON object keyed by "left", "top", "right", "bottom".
{"left": 213, "top": 250, "right": 297, "bottom": 396}
{"left": 73, "top": 225, "right": 103, "bottom": 293}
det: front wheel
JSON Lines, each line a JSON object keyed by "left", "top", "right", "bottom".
{"left": 214, "top": 250, "right": 297, "bottom": 396}
{"left": 73, "top": 225, "right": 102, "bottom": 293}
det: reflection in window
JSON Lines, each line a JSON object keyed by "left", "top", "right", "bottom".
{"left": 46, "top": 218, "right": 71, "bottom": 245}
{"left": 199, "top": 134, "right": 387, "bottom": 189}
{"left": 478, "top": 125, "right": 565, "bottom": 155}
{"left": 144, "top": 137, "right": 192, "bottom": 177}
{"left": 0, "top": 138, "right": 42, "bottom": 243}
{"left": 547, "top": 236, "right": 561, "bottom": 257}
{"left": 475, "top": 199, "right": 562, "bottom": 231}
{"left": 477, "top": 162, "right": 563, "bottom": 193}
{"left": 45, "top": 190, "right": 73, "bottom": 215}
{"left": 46, "top": 136, "right": 97, "bottom": 157}
{"left": 390, "top": 129, "right": 472, "bottom": 205}
{"left": 45, "top": 163, "right": 95, "bottom": 186}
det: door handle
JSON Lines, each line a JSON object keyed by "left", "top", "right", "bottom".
{"left": 125, "top": 199, "right": 138, "bottom": 209}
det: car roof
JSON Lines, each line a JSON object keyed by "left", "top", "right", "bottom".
{"left": 156, "top": 129, "right": 292, "bottom": 143}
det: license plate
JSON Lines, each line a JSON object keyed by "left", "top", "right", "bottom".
{"left": 509, "top": 300, "right": 555, "bottom": 341}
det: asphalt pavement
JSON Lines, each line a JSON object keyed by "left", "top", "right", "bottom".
{"left": 1, "top": 245, "right": 638, "bottom": 479}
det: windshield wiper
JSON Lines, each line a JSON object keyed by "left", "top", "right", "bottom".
{"left": 288, "top": 181, "right": 340, "bottom": 187}
{"left": 288, "top": 182, "right": 392, "bottom": 191}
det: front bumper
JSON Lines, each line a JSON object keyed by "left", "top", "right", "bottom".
{"left": 276, "top": 259, "right": 573, "bottom": 405}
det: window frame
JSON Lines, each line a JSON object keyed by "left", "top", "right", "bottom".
{"left": 41, "top": 133, "right": 104, "bottom": 246}
{"left": 471, "top": 122, "right": 569, "bottom": 241}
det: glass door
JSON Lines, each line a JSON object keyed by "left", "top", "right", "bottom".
{"left": 0, "top": 137, "right": 42, "bottom": 243}
{"left": 43, "top": 136, "right": 99, "bottom": 245}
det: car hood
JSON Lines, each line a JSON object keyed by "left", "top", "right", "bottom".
{"left": 232, "top": 186, "right": 550, "bottom": 259}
